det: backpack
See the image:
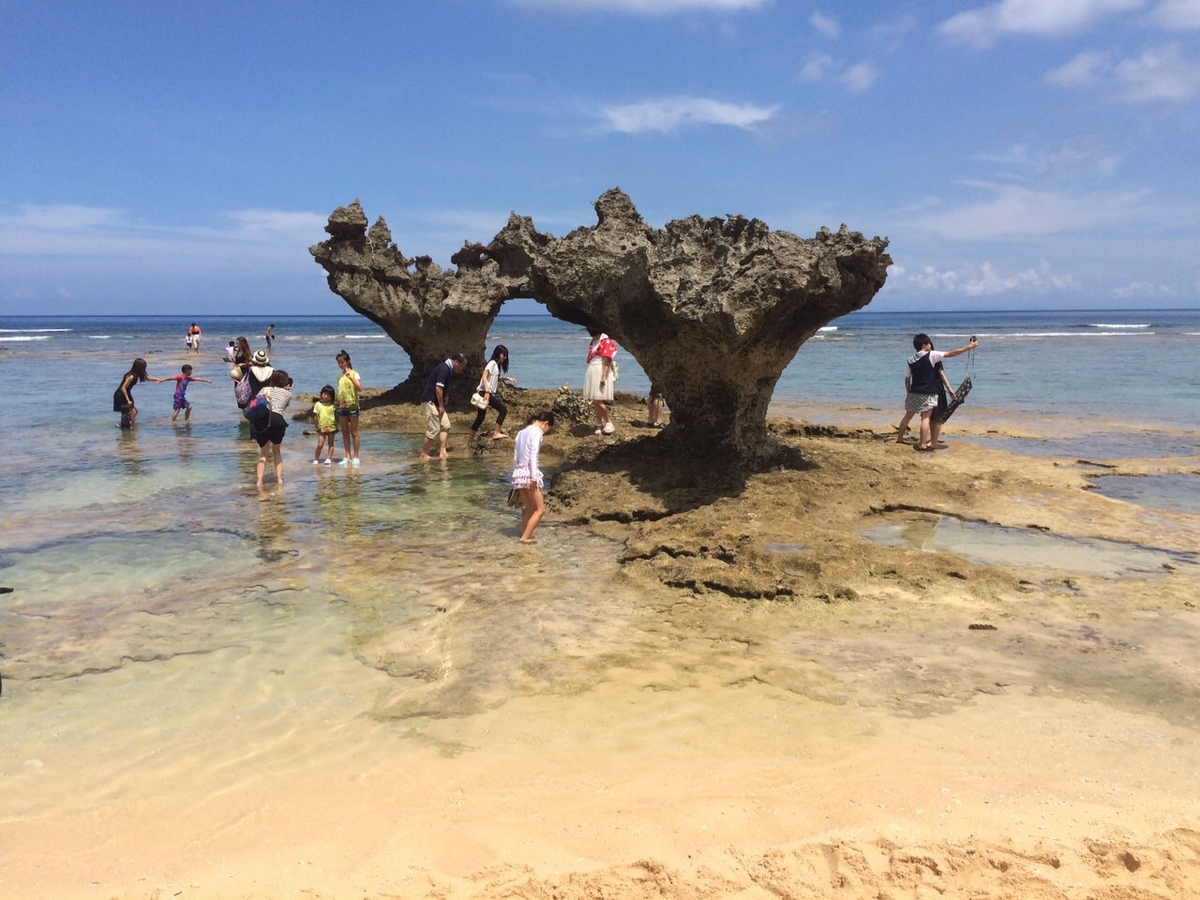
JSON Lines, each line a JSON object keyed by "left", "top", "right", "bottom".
{"left": 234, "top": 373, "right": 253, "bottom": 408}
{"left": 245, "top": 390, "right": 271, "bottom": 426}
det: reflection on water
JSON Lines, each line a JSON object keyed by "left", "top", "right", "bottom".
{"left": 1091, "top": 473, "right": 1200, "bottom": 513}
{"left": 981, "top": 432, "right": 1199, "bottom": 459}
{"left": 862, "top": 512, "right": 1197, "bottom": 577}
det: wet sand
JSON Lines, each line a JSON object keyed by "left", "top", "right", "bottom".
{"left": 3, "top": 392, "right": 1199, "bottom": 899}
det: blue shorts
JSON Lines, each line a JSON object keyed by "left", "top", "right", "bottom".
{"left": 335, "top": 408, "right": 359, "bottom": 418}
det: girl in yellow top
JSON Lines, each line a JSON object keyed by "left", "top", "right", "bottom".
{"left": 312, "top": 385, "right": 338, "bottom": 466}
{"left": 335, "top": 350, "right": 363, "bottom": 465}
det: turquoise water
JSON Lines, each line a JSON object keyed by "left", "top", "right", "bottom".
{"left": 2, "top": 306, "right": 1196, "bottom": 673}
{"left": 4, "top": 308, "right": 1197, "bottom": 430}
{"left": 2, "top": 309, "right": 1199, "bottom": 899}
{"left": 1, "top": 309, "right": 1198, "bottom": 677}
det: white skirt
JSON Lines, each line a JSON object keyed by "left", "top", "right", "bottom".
{"left": 583, "top": 357, "right": 613, "bottom": 401}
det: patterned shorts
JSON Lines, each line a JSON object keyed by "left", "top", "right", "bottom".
{"left": 905, "top": 392, "right": 938, "bottom": 414}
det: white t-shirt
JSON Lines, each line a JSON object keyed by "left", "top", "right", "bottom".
{"left": 513, "top": 424, "right": 543, "bottom": 477}
{"left": 480, "top": 359, "right": 501, "bottom": 394}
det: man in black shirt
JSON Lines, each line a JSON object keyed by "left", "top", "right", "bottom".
{"left": 419, "top": 353, "right": 467, "bottom": 460}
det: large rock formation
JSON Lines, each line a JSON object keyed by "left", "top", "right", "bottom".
{"left": 311, "top": 190, "right": 890, "bottom": 464}
{"left": 310, "top": 200, "right": 528, "bottom": 393}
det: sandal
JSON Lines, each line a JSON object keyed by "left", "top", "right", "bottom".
{"left": 594, "top": 427, "right": 603, "bottom": 436}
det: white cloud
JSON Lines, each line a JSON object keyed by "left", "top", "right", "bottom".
{"left": 798, "top": 52, "right": 835, "bottom": 82}
{"left": 1045, "top": 49, "right": 1112, "bottom": 87}
{"left": 908, "top": 260, "right": 1078, "bottom": 296}
{"left": 798, "top": 53, "right": 878, "bottom": 92}
{"left": 511, "top": 0, "right": 765, "bottom": 13}
{"left": 840, "top": 62, "right": 879, "bottom": 92}
{"left": 10, "top": 204, "right": 129, "bottom": 231}
{"left": 909, "top": 182, "right": 1151, "bottom": 239}
{"left": 1115, "top": 42, "right": 1200, "bottom": 99}
{"left": 599, "top": 96, "right": 778, "bottom": 133}
{"left": 1047, "top": 42, "right": 1200, "bottom": 101}
{"left": 973, "top": 137, "right": 1123, "bottom": 178}
{"left": 940, "top": 0, "right": 1146, "bottom": 48}
{"left": 810, "top": 10, "right": 839, "bottom": 37}
{"left": 0, "top": 203, "right": 327, "bottom": 268}
{"left": 1113, "top": 280, "right": 1176, "bottom": 297}
{"left": 1149, "top": 0, "right": 1200, "bottom": 28}
{"left": 222, "top": 210, "right": 328, "bottom": 235}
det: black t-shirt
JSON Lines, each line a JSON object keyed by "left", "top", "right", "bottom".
{"left": 419, "top": 361, "right": 454, "bottom": 405}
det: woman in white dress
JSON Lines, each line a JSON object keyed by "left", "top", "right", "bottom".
{"left": 511, "top": 411, "right": 555, "bottom": 543}
{"left": 583, "top": 327, "right": 617, "bottom": 436}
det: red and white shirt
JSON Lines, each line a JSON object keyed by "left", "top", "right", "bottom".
{"left": 586, "top": 335, "right": 617, "bottom": 364}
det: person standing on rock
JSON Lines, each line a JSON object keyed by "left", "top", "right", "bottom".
{"left": 895, "top": 352, "right": 952, "bottom": 444}
{"left": 470, "top": 344, "right": 518, "bottom": 443}
{"left": 419, "top": 353, "right": 467, "bottom": 460}
{"left": 905, "top": 333, "right": 978, "bottom": 452}
{"left": 584, "top": 326, "right": 617, "bottom": 436}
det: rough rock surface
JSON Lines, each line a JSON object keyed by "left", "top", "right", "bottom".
{"left": 311, "top": 190, "right": 891, "bottom": 463}
{"left": 310, "top": 200, "right": 528, "bottom": 395}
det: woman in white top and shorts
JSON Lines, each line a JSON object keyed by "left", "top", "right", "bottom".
{"left": 511, "top": 411, "right": 555, "bottom": 543}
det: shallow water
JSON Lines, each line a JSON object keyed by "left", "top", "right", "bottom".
{"left": 3, "top": 311, "right": 1200, "bottom": 897}
{"left": 861, "top": 512, "right": 1198, "bottom": 577}
{"left": 1090, "top": 473, "right": 1200, "bottom": 513}
{"left": 978, "top": 431, "right": 1200, "bottom": 460}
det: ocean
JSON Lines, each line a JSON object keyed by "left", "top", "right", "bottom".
{"left": 1, "top": 308, "right": 1198, "bottom": 897}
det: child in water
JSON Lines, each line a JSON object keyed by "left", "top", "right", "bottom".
{"left": 168, "top": 364, "right": 213, "bottom": 423}
{"left": 312, "top": 385, "right": 338, "bottom": 465}
{"left": 511, "top": 411, "right": 555, "bottom": 543}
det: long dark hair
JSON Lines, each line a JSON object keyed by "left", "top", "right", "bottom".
{"left": 490, "top": 344, "right": 510, "bottom": 374}
{"left": 125, "top": 358, "right": 149, "bottom": 383}
{"left": 336, "top": 350, "right": 352, "bottom": 367}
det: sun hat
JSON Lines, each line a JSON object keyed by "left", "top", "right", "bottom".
{"left": 251, "top": 350, "right": 270, "bottom": 365}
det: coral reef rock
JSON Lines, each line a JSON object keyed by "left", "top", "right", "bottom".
{"left": 310, "top": 200, "right": 527, "bottom": 394}
{"left": 312, "top": 190, "right": 891, "bottom": 463}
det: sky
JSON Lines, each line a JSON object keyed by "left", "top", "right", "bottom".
{"left": 2, "top": 0, "right": 1199, "bottom": 316}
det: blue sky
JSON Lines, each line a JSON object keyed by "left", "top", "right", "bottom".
{"left": 3, "top": 0, "right": 1199, "bottom": 316}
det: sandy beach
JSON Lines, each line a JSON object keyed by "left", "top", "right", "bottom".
{"left": 4, "top": 388, "right": 1197, "bottom": 899}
